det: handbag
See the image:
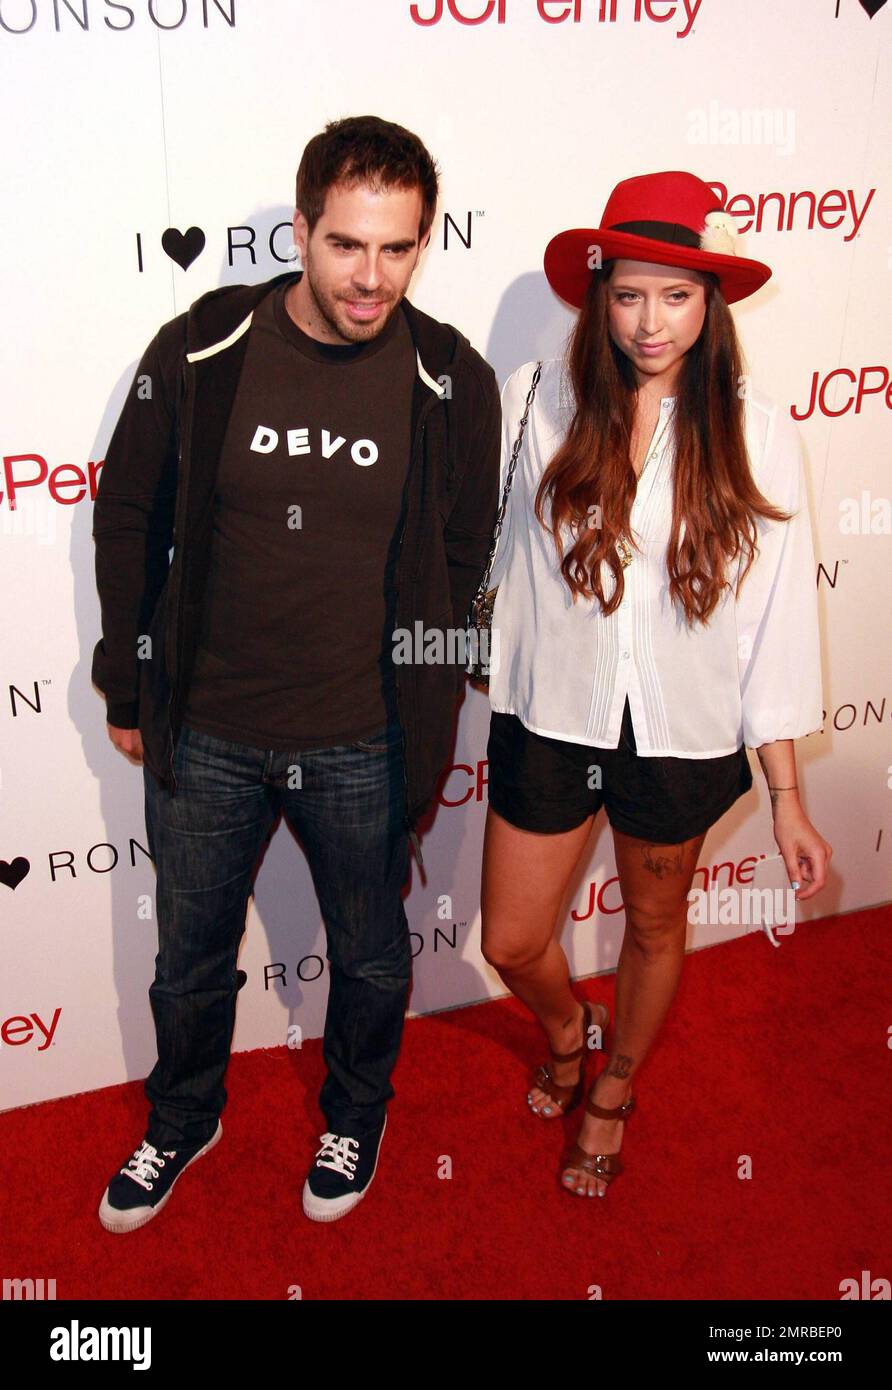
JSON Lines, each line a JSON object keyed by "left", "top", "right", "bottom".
{"left": 465, "top": 360, "right": 542, "bottom": 684}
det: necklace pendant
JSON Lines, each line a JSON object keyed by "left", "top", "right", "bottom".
{"left": 616, "top": 536, "right": 633, "bottom": 568}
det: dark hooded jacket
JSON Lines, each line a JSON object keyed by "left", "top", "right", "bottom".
{"left": 90, "top": 270, "right": 501, "bottom": 863}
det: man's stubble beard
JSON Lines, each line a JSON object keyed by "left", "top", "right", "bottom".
{"left": 303, "top": 258, "right": 401, "bottom": 345}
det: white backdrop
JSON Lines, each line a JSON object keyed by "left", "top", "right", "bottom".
{"left": 1, "top": 0, "right": 890, "bottom": 1112}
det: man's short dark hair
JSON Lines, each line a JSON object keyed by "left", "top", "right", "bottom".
{"left": 295, "top": 114, "right": 440, "bottom": 242}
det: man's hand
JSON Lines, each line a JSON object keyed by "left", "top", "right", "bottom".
{"left": 108, "top": 723, "right": 144, "bottom": 764}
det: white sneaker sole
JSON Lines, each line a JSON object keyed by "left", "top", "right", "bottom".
{"left": 98, "top": 1119, "right": 223, "bottom": 1234}
{"left": 302, "top": 1114, "right": 387, "bottom": 1223}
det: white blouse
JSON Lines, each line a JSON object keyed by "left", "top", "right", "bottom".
{"left": 487, "top": 358, "right": 824, "bottom": 757}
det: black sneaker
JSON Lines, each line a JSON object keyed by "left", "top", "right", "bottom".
{"left": 98, "top": 1121, "right": 222, "bottom": 1234}
{"left": 302, "top": 1115, "right": 387, "bottom": 1223}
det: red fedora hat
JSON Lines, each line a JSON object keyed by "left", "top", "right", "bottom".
{"left": 544, "top": 170, "right": 771, "bottom": 307}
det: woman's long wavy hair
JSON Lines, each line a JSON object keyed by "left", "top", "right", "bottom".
{"left": 534, "top": 259, "right": 791, "bottom": 625}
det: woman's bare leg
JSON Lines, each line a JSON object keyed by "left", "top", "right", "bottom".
{"left": 480, "top": 805, "right": 599, "bottom": 1114}
{"left": 562, "top": 826, "right": 707, "bottom": 1197}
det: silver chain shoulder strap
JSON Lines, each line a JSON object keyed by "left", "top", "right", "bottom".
{"left": 472, "top": 360, "right": 543, "bottom": 604}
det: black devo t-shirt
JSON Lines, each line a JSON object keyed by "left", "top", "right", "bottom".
{"left": 182, "top": 281, "right": 416, "bottom": 750}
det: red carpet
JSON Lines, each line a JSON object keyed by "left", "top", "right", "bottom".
{"left": 3, "top": 904, "right": 889, "bottom": 1301}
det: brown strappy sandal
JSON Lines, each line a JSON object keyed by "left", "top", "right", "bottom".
{"left": 560, "top": 1091, "right": 636, "bottom": 1196}
{"left": 527, "top": 1000, "right": 609, "bottom": 1119}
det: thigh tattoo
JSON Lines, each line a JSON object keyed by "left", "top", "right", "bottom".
{"left": 639, "top": 842, "right": 685, "bottom": 878}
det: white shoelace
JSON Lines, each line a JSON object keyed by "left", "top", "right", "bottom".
{"left": 314, "top": 1133, "right": 359, "bottom": 1180}
{"left": 120, "top": 1140, "right": 176, "bottom": 1190}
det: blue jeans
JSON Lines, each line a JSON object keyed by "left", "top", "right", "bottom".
{"left": 142, "top": 717, "right": 411, "bottom": 1149}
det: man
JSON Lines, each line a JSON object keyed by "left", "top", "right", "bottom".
{"left": 92, "top": 115, "right": 501, "bottom": 1230}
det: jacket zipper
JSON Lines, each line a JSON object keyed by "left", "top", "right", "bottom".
{"left": 165, "top": 352, "right": 195, "bottom": 797}
{"left": 395, "top": 400, "right": 440, "bottom": 873}
{"left": 396, "top": 419, "right": 423, "bottom": 871}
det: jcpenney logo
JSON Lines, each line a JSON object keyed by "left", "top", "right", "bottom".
{"left": 711, "top": 183, "right": 874, "bottom": 243}
{"left": 793, "top": 365, "right": 892, "bottom": 418}
{"left": 1, "top": 1008, "right": 61, "bottom": 1051}
{"left": 410, "top": 0, "right": 703, "bottom": 37}
{"left": 408, "top": 0, "right": 885, "bottom": 26}
{"left": 1, "top": 452, "right": 102, "bottom": 512}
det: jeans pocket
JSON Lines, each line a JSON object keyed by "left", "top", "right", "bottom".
{"left": 350, "top": 721, "right": 403, "bottom": 753}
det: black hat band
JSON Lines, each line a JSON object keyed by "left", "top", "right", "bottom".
{"left": 608, "top": 219, "right": 706, "bottom": 248}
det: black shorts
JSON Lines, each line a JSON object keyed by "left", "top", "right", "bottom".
{"left": 486, "top": 697, "right": 753, "bottom": 844}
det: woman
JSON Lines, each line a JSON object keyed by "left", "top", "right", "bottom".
{"left": 478, "top": 171, "right": 832, "bottom": 1199}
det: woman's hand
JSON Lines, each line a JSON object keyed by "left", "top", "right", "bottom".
{"left": 755, "top": 740, "right": 831, "bottom": 901}
{"left": 771, "top": 796, "right": 832, "bottom": 901}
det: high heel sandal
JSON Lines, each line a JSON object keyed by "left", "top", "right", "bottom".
{"left": 560, "top": 1090, "right": 635, "bottom": 1197}
{"left": 527, "top": 1000, "right": 610, "bottom": 1119}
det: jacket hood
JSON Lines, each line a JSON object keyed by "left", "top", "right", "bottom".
{"left": 182, "top": 269, "right": 468, "bottom": 389}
